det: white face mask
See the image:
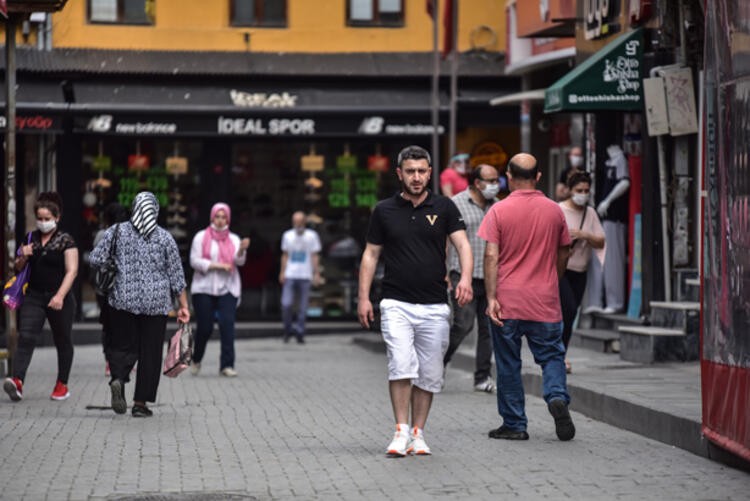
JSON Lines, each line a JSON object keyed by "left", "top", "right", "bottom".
{"left": 571, "top": 193, "right": 589, "bottom": 207}
{"left": 481, "top": 183, "right": 500, "bottom": 200}
{"left": 37, "top": 220, "right": 57, "bottom": 234}
{"left": 211, "top": 223, "right": 228, "bottom": 231}
{"left": 569, "top": 155, "right": 583, "bottom": 168}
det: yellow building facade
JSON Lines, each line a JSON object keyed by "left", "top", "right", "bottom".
{"left": 49, "top": 0, "right": 505, "bottom": 53}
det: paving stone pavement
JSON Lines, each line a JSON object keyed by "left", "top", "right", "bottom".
{"left": 0, "top": 334, "right": 748, "bottom": 500}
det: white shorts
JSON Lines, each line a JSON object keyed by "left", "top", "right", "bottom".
{"left": 379, "top": 298, "right": 451, "bottom": 393}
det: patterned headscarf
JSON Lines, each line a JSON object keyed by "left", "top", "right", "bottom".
{"left": 130, "top": 191, "right": 159, "bottom": 238}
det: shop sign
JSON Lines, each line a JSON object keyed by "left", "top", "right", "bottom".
{"left": 217, "top": 117, "right": 316, "bottom": 135}
{"left": 230, "top": 90, "right": 298, "bottom": 108}
{"left": 166, "top": 156, "right": 188, "bottom": 175}
{"left": 584, "top": 0, "right": 621, "bottom": 40}
{"left": 128, "top": 154, "right": 150, "bottom": 172}
{"left": 358, "top": 116, "right": 445, "bottom": 136}
{"left": 86, "top": 115, "right": 178, "bottom": 135}
{"left": 0, "top": 114, "right": 58, "bottom": 132}
{"left": 469, "top": 142, "right": 508, "bottom": 171}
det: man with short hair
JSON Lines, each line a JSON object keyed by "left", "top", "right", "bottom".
{"left": 444, "top": 164, "right": 500, "bottom": 393}
{"left": 358, "top": 145, "right": 473, "bottom": 457}
{"left": 478, "top": 153, "right": 575, "bottom": 442}
{"left": 279, "top": 211, "right": 322, "bottom": 344}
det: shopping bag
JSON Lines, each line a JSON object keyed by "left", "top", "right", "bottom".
{"left": 163, "top": 321, "right": 193, "bottom": 377}
{"left": 94, "top": 224, "right": 120, "bottom": 296}
{"left": 3, "top": 233, "right": 33, "bottom": 310}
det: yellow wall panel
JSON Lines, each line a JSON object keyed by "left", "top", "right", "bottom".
{"left": 47, "top": 0, "right": 505, "bottom": 53}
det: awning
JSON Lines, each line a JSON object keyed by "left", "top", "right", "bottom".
{"left": 544, "top": 28, "right": 644, "bottom": 113}
{"left": 490, "top": 89, "right": 546, "bottom": 106}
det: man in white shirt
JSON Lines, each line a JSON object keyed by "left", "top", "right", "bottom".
{"left": 279, "top": 211, "right": 322, "bottom": 343}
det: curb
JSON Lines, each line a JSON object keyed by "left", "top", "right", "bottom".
{"left": 351, "top": 334, "right": 750, "bottom": 471}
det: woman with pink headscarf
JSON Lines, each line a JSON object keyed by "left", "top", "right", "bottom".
{"left": 189, "top": 203, "right": 250, "bottom": 377}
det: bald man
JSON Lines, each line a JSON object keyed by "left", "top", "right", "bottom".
{"left": 279, "top": 211, "right": 322, "bottom": 344}
{"left": 478, "top": 153, "right": 576, "bottom": 442}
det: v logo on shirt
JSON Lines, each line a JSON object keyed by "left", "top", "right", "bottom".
{"left": 426, "top": 215, "right": 438, "bottom": 226}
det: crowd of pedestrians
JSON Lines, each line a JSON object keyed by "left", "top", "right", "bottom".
{"left": 3, "top": 144, "right": 599, "bottom": 455}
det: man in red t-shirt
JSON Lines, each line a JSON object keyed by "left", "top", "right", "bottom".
{"left": 477, "top": 153, "right": 576, "bottom": 442}
{"left": 439, "top": 153, "right": 470, "bottom": 197}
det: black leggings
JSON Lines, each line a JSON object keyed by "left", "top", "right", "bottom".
{"left": 559, "top": 269, "right": 588, "bottom": 350}
{"left": 106, "top": 307, "right": 167, "bottom": 403}
{"left": 14, "top": 289, "right": 76, "bottom": 384}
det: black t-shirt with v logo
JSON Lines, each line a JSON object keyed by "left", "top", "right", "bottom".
{"left": 366, "top": 191, "right": 465, "bottom": 304}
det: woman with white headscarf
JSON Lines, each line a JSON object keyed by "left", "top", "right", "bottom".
{"left": 90, "top": 191, "right": 190, "bottom": 417}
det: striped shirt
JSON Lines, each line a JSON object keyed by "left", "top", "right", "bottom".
{"left": 447, "top": 189, "right": 493, "bottom": 279}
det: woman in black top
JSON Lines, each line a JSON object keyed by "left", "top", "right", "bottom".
{"left": 3, "top": 192, "right": 78, "bottom": 402}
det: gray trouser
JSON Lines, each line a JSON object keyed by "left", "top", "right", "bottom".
{"left": 281, "top": 278, "right": 312, "bottom": 338}
{"left": 586, "top": 220, "right": 627, "bottom": 311}
{"left": 443, "top": 272, "right": 493, "bottom": 383}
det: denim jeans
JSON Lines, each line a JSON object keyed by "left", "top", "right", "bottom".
{"left": 444, "top": 272, "right": 493, "bottom": 384}
{"left": 281, "top": 278, "right": 311, "bottom": 339}
{"left": 192, "top": 293, "right": 237, "bottom": 370}
{"left": 490, "top": 319, "right": 570, "bottom": 431}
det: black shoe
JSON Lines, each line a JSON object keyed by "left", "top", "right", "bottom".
{"left": 110, "top": 380, "right": 127, "bottom": 415}
{"left": 296, "top": 336, "right": 305, "bottom": 344}
{"left": 548, "top": 399, "right": 575, "bottom": 441}
{"left": 132, "top": 404, "right": 153, "bottom": 417}
{"left": 488, "top": 426, "right": 529, "bottom": 440}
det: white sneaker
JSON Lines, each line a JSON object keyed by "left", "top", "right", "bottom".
{"left": 407, "top": 428, "right": 432, "bottom": 456}
{"left": 220, "top": 367, "right": 238, "bottom": 377}
{"left": 602, "top": 306, "right": 620, "bottom": 314}
{"left": 385, "top": 425, "right": 409, "bottom": 457}
{"left": 474, "top": 377, "right": 495, "bottom": 393}
{"left": 190, "top": 362, "right": 201, "bottom": 376}
{"left": 583, "top": 305, "right": 604, "bottom": 315}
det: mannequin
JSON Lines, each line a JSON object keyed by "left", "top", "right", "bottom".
{"left": 585, "top": 144, "right": 630, "bottom": 314}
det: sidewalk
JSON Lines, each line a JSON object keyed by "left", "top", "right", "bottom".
{"left": 1, "top": 334, "right": 748, "bottom": 500}
{"left": 353, "top": 332, "right": 738, "bottom": 466}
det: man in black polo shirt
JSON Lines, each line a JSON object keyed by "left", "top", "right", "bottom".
{"left": 358, "top": 145, "right": 473, "bottom": 457}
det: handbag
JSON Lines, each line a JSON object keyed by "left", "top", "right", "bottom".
{"left": 94, "top": 224, "right": 120, "bottom": 296}
{"left": 3, "top": 232, "right": 33, "bottom": 310}
{"left": 163, "top": 321, "right": 194, "bottom": 378}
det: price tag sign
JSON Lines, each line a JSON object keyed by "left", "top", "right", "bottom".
{"left": 92, "top": 155, "right": 112, "bottom": 172}
{"left": 367, "top": 155, "right": 389, "bottom": 172}
{"left": 301, "top": 154, "right": 325, "bottom": 172}
{"left": 128, "top": 154, "right": 150, "bottom": 172}
{"left": 166, "top": 156, "right": 188, "bottom": 175}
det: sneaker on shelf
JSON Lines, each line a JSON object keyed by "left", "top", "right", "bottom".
{"left": 407, "top": 428, "right": 432, "bottom": 456}
{"left": 385, "top": 425, "right": 410, "bottom": 457}
{"left": 190, "top": 362, "right": 201, "bottom": 376}
{"left": 3, "top": 377, "right": 23, "bottom": 401}
{"left": 220, "top": 367, "right": 238, "bottom": 377}
{"left": 50, "top": 381, "right": 70, "bottom": 401}
{"left": 548, "top": 399, "right": 576, "bottom": 441}
{"left": 473, "top": 377, "right": 495, "bottom": 393}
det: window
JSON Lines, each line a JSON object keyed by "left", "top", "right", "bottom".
{"left": 348, "top": 0, "right": 404, "bottom": 27}
{"left": 89, "top": 0, "right": 154, "bottom": 25}
{"left": 231, "top": 0, "right": 287, "bottom": 27}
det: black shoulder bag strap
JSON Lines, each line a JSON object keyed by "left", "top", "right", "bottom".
{"left": 573, "top": 207, "right": 587, "bottom": 247}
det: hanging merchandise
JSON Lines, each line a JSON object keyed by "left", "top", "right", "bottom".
{"left": 367, "top": 144, "right": 389, "bottom": 173}
{"left": 302, "top": 144, "right": 325, "bottom": 204}
{"left": 166, "top": 142, "right": 190, "bottom": 244}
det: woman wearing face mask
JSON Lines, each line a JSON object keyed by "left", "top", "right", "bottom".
{"left": 4, "top": 192, "right": 79, "bottom": 402}
{"left": 555, "top": 147, "right": 585, "bottom": 202}
{"left": 189, "top": 203, "right": 250, "bottom": 377}
{"left": 558, "top": 172, "right": 605, "bottom": 373}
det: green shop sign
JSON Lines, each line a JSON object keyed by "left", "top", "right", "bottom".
{"left": 545, "top": 28, "right": 644, "bottom": 113}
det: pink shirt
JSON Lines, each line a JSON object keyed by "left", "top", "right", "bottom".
{"left": 559, "top": 203, "right": 605, "bottom": 272}
{"left": 440, "top": 168, "right": 468, "bottom": 195}
{"left": 477, "top": 190, "right": 571, "bottom": 322}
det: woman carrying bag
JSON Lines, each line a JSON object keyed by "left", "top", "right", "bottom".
{"left": 3, "top": 192, "right": 78, "bottom": 402}
{"left": 189, "top": 202, "right": 249, "bottom": 377}
{"left": 558, "top": 171, "right": 606, "bottom": 373}
{"left": 90, "top": 191, "right": 190, "bottom": 417}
